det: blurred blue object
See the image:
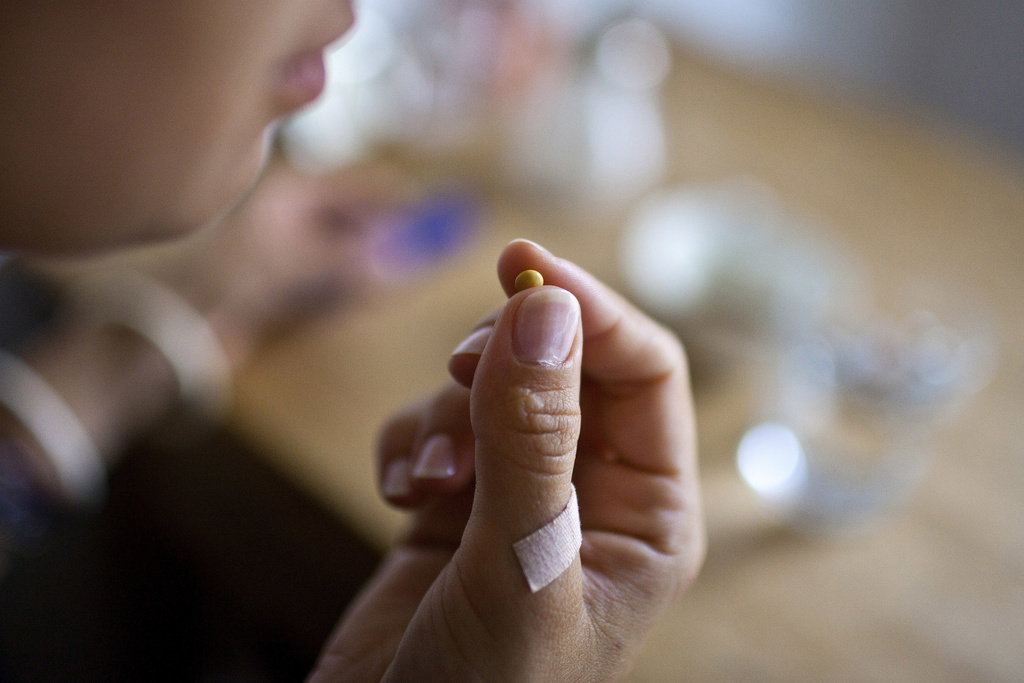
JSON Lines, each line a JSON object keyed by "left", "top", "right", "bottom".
{"left": 379, "top": 190, "right": 480, "bottom": 270}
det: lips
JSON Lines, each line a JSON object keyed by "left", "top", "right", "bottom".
{"left": 273, "top": 3, "right": 354, "bottom": 116}
{"left": 276, "top": 50, "right": 328, "bottom": 110}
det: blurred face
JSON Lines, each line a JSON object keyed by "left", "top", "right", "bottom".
{"left": 0, "top": 0, "right": 353, "bottom": 252}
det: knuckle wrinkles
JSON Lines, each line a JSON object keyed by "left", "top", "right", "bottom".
{"left": 504, "top": 386, "right": 581, "bottom": 460}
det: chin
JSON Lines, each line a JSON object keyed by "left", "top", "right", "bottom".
{"left": 120, "top": 134, "right": 273, "bottom": 252}
{"left": 3, "top": 132, "right": 274, "bottom": 257}
{"left": 9, "top": 219, "right": 197, "bottom": 257}
{"left": 13, "top": 183, "right": 259, "bottom": 258}
{"left": 176, "top": 131, "right": 274, "bottom": 234}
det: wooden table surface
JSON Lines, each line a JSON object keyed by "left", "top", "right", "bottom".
{"left": 230, "top": 53, "right": 1024, "bottom": 681}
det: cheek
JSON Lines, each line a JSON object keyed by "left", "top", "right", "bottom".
{"left": 126, "top": 62, "right": 278, "bottom": 237}
{"left": 166, "top": 115, "right": 273, "bottom": 233}
{"left": 140, "top": 18, "right": 297, "bottom": 234}
{"left": 0, "top": 0, "right": 331, "bottom": 252}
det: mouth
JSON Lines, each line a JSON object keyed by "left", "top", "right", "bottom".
{"left": 276, "top": 49, "right": 329, "bottom": 110}
{"left": 273, "top": 8, "right": 354, "bottom": 116}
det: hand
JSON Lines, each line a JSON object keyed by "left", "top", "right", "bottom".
{"left": 311, "top": 239, "right": 704, "bottom": 681}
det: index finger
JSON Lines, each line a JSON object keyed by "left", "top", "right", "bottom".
{"left": 497, "top": 239, "right": 695, "bottom": 476}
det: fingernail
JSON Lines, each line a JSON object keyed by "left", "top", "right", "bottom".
{"left": 451, "top": 327, "right": 491, "bottom": 356}
{"left": 509, "top": 238, "right": 550, "bottom": 254}
{"left": 413, "top": 433, "right": 457, "bottom": 479}
{"left": 513, "top": 288, "right": 580, "bottom": 366}
{"left": 383, "top": 460, "right": 411, "bottom": 497}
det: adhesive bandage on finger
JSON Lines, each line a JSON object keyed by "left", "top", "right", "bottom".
{"left": 513, "top": 484, "right": 582, "bottom": 593}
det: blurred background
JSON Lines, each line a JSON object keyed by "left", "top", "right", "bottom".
{"left": 2, "top": 0, "right": 1021, "bottom": 680}
{"left": 283, "top": 0, "right": 1024, "bottom": 171}
{"left": 651, "top": 0, "right": 1024, "bottom": 157}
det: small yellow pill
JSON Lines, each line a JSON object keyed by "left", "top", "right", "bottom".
{"left": 515, "top": 269, "right": 544, "bottom": 292}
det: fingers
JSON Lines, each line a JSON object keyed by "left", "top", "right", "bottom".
{"left": 456, "top": 239, "right": 695, "bottom": 477}
{"left": 447, "top": 323, "right": 491, "bottom": 387}
{"left": 454, "top": 283, "right": 584, "bottom": 598}
{"left": 498, "top": 240, "right": 682, "bottom": 383}
{"left": 449, "top": 240, "right": 702, "bottom": 579}
{"left": 360, "top": 242, "right": 701, "bottom": 679}
{"left": 377, "top": 383, "right": 476, "bottom": 509}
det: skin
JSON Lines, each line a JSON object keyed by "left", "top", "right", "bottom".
{"left": 311, "top": 239, "right": 705, "bottom": 680}
{"left": 0, "top": 0, "right": 353, "bottom": 252}
{"left": 0, "top": 2, "right": 705, "bottom": 679}
{"left": 0, "top": 0, "right": 358, "bottom": 513}
{"left": 45, "top": 158, "right": 411, "bottom": 365}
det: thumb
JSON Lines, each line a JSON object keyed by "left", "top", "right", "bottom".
{"left": 461, "top": 285, "right": 583, "bottom": 594}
